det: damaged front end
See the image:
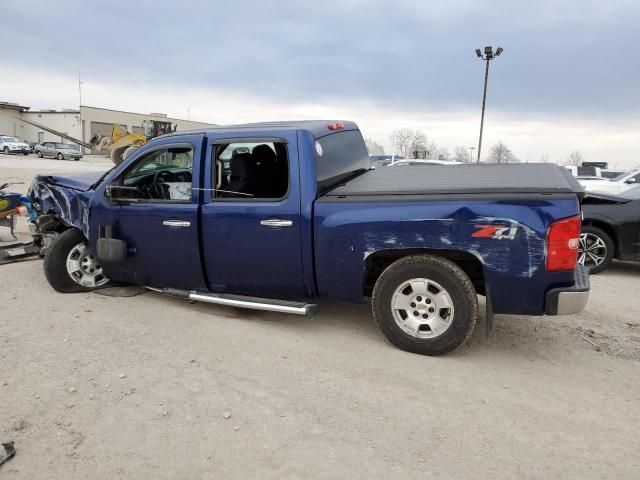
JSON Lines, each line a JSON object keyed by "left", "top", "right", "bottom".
{"left": 28, "top": 172, "right": 100, "bottom": 254}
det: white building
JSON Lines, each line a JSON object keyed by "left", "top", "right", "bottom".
{"left": 0, "top": 101, "right": 216, "bottom": 153}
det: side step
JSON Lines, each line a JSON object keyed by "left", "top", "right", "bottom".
{"left": 149, "top": 288, "right": 317, "bottom": 316}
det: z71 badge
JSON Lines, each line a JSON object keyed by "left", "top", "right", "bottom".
{"left": 472, "top": 225, "right": 518, "bottom": 240}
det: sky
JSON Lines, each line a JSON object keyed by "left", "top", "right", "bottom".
{"left": 2, "top": 0, "right": 639, "bottom": 167}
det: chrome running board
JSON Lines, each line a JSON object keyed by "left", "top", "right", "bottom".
{"left": 148, "top": 287, "right": 316, "bottom": 316}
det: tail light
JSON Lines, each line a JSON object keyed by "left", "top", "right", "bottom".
{"left": 546, "top": 215, "right": 581, "bottom": 271}
{"left": 16, "top": 205, "right": 28, "bottom": 216}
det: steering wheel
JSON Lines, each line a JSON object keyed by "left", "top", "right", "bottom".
{"left": 152, "top": 169, "right": 173, "bottom": 198}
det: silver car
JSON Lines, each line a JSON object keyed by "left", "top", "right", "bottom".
{"left": 35, "top": 142, "right": 83, "bottom": 161}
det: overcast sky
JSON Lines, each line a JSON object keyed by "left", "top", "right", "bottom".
{"left": 2, "top": 0, "right": 639, "bottom": 166}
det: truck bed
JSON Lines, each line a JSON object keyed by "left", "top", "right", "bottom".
{"left": 323, "top": 164, "right": 583, "bottom": 198}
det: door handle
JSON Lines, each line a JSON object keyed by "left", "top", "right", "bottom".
{"left": 260, "top": 219, "right": 293, "bottom": 228}
{"left": 163, "top": 220, "right": 191, "bottom": 227}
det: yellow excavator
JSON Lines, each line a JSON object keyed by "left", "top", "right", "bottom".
{"left": 90, "top": 120, "right": 177, "bottom": 165}
{"left": 15, "top": 116, "right": 177, "bottom": 165}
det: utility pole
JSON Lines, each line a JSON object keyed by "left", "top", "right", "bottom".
{"left": 475, "top": 46, "right": 503, "bottom": 164}
{"left": 78, "top": 71, "right": 84, "bottom": 150}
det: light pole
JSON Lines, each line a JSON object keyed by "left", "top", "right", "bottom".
{"left": 468, "top": 146, "right": 475, "bottom": 163}
{"left": 475, "top": 46, "right": 503, "bottom": 164}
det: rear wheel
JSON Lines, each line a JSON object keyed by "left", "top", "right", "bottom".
{"left": 57, "top": 152, "right": 64, "bottom": 160}
{"left": 372, "top": 255, "right": 478, "bottom": 355}
{"left": 578, "top": 225, "right": 614, "bottom": 274}
{"left": 43, "top": 229, "right": 111, "bottom": 292}
{"left": 36, "top": 150, "right": 43, "bottom": 158}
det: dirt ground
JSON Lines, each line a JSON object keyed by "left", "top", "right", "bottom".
{"left": 1, "top": 156, "right": 639, "bottom": 479}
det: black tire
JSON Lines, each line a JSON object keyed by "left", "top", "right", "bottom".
{"left": 579, "top": 225, "right": 614, "bottom": 274}
{"left": 43, "top": 229, "right": 111, "bottom": 293}
{"left": 3, "top": 147, "right": 8, "bottom": 154}
{"left": 110, "top": 146, "right": 128, "bottom": 165}
{"left": 22, "top": 152, "right": 28, "bottom": 155}
{"left": 372, "top": 255, "right": 478, "bottom": 356}
{"left": 122, "top": 145, "right": 140, "bottom": 161}
{"left": 36, "top": 150, "right": 43, "bottom": 158}
{"left": 57, "top": 153, "right": 64, "bottom": 160}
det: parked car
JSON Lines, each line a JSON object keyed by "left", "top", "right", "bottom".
{"left": 579, "top": 169, "right": 640, "bottom": 195}
{"left": 390, "top": 159, "right": 463, "bottom": 166}
{"left": 369, "top": 154, "right": 404, "bottom": 168}
{"left": 15, "top": 137, "right": 35, "bottom": 153}
{"left": 28, "top": 120, "right": 588, "bottom": 356}
{"left": 34, "top": 142, "right": 83, "bottom": 161}
{"left": 580, "top": 185, "right": 640, "bottom": 273}
{"left": 0, "top": 136, "right": 30, "bottom": 155}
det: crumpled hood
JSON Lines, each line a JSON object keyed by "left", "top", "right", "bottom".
{"left": 38, "top": 171, "right": 104, "bottom": 191}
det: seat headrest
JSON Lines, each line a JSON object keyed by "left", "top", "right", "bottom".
{"left": 230, "top": 152, "right": 255, "bottom": 177}
{"left": 252, "top": 144, "right": 277, "bottom": 163}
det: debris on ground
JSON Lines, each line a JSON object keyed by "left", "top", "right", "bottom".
{"left": 0, "top": 442, "right": 15, "bottom": 467}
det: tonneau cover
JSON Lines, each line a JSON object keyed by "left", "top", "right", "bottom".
{"left": 324, "top": 164, "right": 583, "bottom": 197}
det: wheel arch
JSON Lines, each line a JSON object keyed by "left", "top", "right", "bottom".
{"left": 364, "top": 248, "right": 485, "bottom": 297}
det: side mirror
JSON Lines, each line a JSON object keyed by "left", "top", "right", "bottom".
{"left": 96, "top": 224, "right": 127, "bottom": 263}
{"left": 625, "top": 178, "right": 637, "bottom": 184}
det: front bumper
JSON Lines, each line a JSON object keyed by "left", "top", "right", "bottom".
{"left": 545, "top": 266, "right": 590, "bottom": 315}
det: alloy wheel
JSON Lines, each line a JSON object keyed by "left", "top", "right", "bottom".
{"left": 66, "top": 243, "right": 109, "bottom": 288}
{"left": 391, "top": 278, "right": 455, "bottom": 339}
{"left": 578, "top": 233, "right": 607, "bottom": 268}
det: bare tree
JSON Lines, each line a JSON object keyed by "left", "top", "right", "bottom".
{"left": 410, "top": 131, "right": 427, "bottom": 158}
{"left": 565, "top": 150, "right": 584, "bottom": 166}
{"left": 364, "top": 137, "right": 385, "bottom": 155}
{"left": 390, "top": 129, "right": 411, "bottom": 157}
{"left": 391, "top": 128, "right": 431, "bottom": 158}
{"left": 488, "top": 142, "right": 519, "bottom": 163}
{"left": 453, "top": 146, "right": 470, "bottom": 163}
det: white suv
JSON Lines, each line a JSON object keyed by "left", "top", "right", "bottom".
{"left": 579, "top": 169, "right": 640, "bottom": 195}
{"left": 0, "top": 136, "right": 30, "bottom": 155}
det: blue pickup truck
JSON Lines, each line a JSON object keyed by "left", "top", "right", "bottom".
{"left": 29, "top": 121, "right": 589, "bottom": 355}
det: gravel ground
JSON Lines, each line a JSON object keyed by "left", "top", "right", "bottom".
{"left": 1, "top": 156, "right": 639, "bottom": 479}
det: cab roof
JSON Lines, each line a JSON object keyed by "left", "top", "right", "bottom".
{"left": 163, "top": 120, "right": 359, "bottom": 139}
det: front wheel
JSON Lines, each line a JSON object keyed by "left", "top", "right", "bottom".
{"left": 43, "top": 229, "right": 111, "bottom": 292}
{"left": 578, "top": 225, "right": 614, "bottom": 274}
{"left": 3, "top": 147, "right": 8, "bottom": 154}
{"left": 36, "top": 150, "right": 43, "bottom": 158}
{"left": 372, "top": 255, "right": 478, "bottom": 356}
{"left": 57, "top": 153, "right": 64, "bottom": 160}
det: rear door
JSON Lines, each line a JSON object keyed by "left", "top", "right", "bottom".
{"left": 200, "top": 132, "right": 306, "bottom": 298}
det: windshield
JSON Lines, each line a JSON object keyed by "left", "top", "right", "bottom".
{"left": 2, "top": 137, "right": 18, "bottom": 142}
{"left": 611, "top": 171, "right": 631, "bottom": 182}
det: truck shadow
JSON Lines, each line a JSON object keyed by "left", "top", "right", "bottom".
{"left": 184, "top": 294, "right": 578, "bottom": 360}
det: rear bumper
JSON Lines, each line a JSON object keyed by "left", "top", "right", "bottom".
{"left": 545, "top": 266, "right": 590, "bottom": 315}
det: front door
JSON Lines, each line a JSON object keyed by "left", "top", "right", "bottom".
{"left": 98, "top": 135, "right": 207, "bottom": 291}
{"left": 200, "top": 133, "right": 306, "bottom": 298}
